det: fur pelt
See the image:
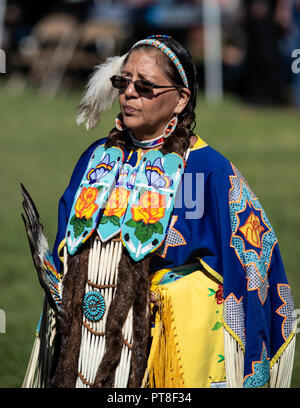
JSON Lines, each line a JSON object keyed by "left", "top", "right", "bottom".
{"left": 93, "top": 250, "right": 151, "bottom": 388}
{"left": 49, "top": 246, "right": 89, "bottom": 388}
{"left": 128, "top": 257, "right": 151, "bottom": 387}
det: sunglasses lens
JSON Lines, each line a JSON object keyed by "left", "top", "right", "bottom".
{"left": 111, "top": 76, "right": 128, "bottom": 89}
{"left": 135, "top": 80, "right": 153, "bottom": 94}
{"left": 111, "top": 76, "right": 154, "bottom": 94}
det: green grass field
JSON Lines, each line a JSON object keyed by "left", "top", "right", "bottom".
{"left": 0, "top": 82, "right": 299, "bottom": 387}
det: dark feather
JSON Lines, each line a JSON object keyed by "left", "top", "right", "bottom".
{"left": 20, "top": 183, "right": 62, "bottom": 313}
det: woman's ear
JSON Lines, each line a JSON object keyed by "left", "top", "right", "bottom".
{"left": 174, "top": 88, "right": 191, "bottom": 115}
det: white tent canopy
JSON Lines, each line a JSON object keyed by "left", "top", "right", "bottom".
{"left": 203, "top": 0, "right": 223, "bottom": 104}
{"left": 0, "top": 0, "right": 6, "bottom": 49}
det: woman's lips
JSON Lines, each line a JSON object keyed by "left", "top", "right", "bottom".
{"left": 123, "top": 105, "right": 138, "bottom": 114}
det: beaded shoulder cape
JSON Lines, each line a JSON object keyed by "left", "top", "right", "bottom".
{"left": 52, "top": 136, "right": 295, "bottom": 388}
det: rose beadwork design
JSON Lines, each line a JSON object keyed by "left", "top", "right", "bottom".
{"left": 83, "top": 290, "right": 106, "bottom": 322}
{"left": 74, "top": 187, "right": 99, "bottom": 220}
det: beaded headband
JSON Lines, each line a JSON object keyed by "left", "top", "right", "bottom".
{"left": 131, "top": 36, "right": 189, "bottom": 89}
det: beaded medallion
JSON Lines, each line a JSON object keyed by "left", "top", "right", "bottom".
{"left": 83, "top": 290, "right": 106, "bottom": 322}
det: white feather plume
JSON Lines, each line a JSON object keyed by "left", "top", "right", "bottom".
{"left": 76, "top": 53, "right": 128, "bottom": 130}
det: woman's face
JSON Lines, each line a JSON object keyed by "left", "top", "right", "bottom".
{"left": 119, "top": 49, "right": 190, "bottom": 140}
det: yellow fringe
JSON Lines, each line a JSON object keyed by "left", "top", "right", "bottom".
{"left": 142, "top": 286, "right": 185, "bottom": 388}
{"left": 270, "top": 329, "right": 296, "bottom": 368}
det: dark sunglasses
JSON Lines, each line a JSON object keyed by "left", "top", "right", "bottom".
{"left": 110, "top": 75, "right": 181, "bottom": 95}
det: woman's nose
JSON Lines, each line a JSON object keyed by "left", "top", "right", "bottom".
{"left": 124, "top": 81, "right": 138, "bottom": 98}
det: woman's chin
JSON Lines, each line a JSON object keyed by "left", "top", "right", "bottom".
{"left": 123, "top": 120, "right": 146, "bottom": 137}
{"left": 123, "top": 116, "right": 141, "bottom": 130}
{"left": 123, "top": 117, "right": 159, "bottom": 140}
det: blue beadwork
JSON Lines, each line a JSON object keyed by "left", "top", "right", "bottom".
{"left": 229, "top": 164, "right": 277, "bottom": 282}
{"left": 243, "top": 344, "right": 270, "bottom": 388}
{"left": 83, "top": 291, "right": 106, "bottom": 322}
{"left": 147, "top": 35, "right": 171, "bottom": 39}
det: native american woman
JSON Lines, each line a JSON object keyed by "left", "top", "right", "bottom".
{"left": 22, "top": 35, "right": 296, "bottom": 389}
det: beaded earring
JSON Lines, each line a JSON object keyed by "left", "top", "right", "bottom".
{"left": 163, "top": 115, "right": 178, "bottom": 138}
{"left": 115, "top": 113, "right": 126, "bottom": 131}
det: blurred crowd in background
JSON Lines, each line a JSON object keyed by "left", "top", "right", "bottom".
{"left": 0, "top": 0, "right": 300, "bottom": 107}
